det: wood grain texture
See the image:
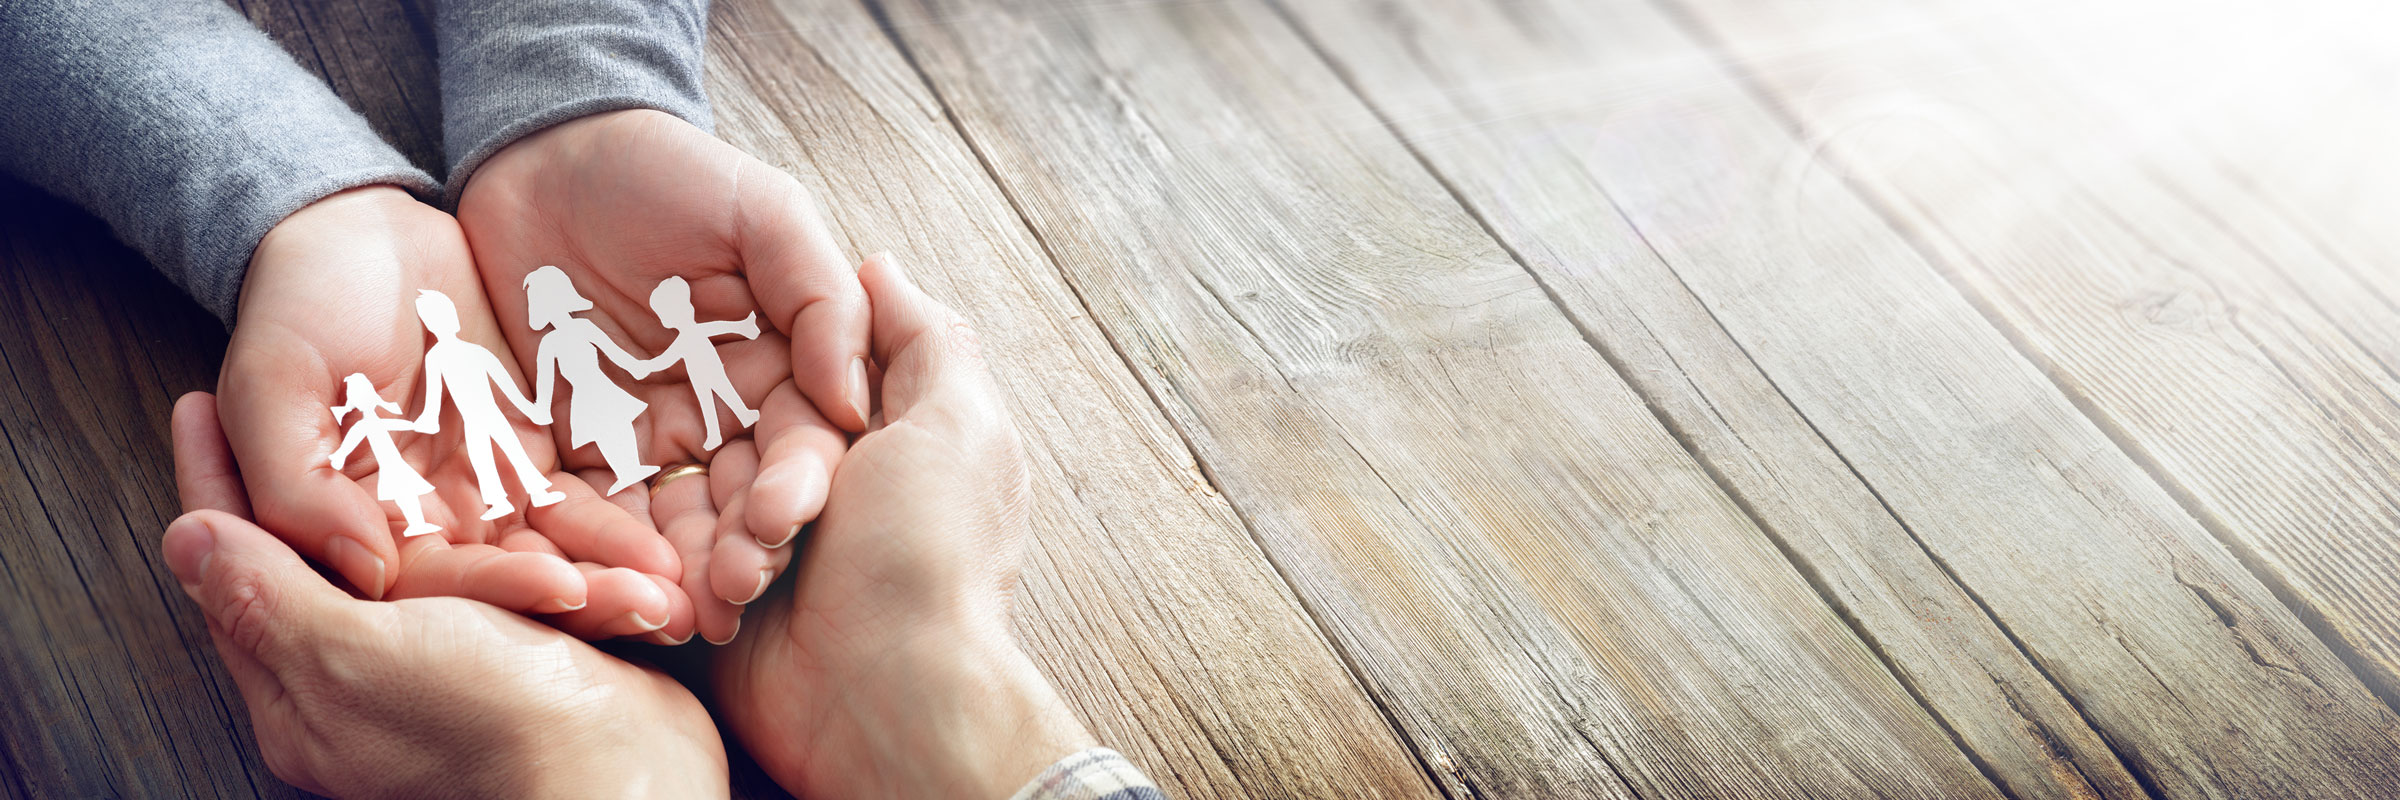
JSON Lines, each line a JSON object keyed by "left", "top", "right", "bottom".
{"left": 703, "top": 1, "right": 1438, "bottom": 796}
{"left": 1272, "top": 2, "right": 2149, "bottom": 797}
{"left": 872, "top": 0, "right": 1997, "bottom": 796}
{"left": 0, "top": 180, "right": 300, "bottom": 799}
{"left": 1294, "top": 0, "right": 2400, "bottom": 795}
{"left": 1783, "top": 0, "right": 2400, "bottom": 705}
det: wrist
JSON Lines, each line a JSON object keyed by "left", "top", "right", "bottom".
{"left": 835, "top": 624, "right": 1095, "bottom": 799}
{"left": 238, "top": 184, "right": 430, "bottom": 322}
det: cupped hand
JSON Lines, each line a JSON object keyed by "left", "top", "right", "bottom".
{"left": 168, "top": 391, "right": 727, "bottom": 798}
{"left": 712, "top": 255, "right": 1093, "bottom": 798}
{"left": 218, "top": 186, "right": 683, "bottom": 638}
{"left": 457, "top": 110, "right": 860, "bottom": 645}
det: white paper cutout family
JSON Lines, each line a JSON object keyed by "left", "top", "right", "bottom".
{"left": 330, "top": 267, "right": 759, "bottom": 536}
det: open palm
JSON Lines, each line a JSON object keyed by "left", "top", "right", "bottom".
{"left": 219, "top": 186, "right": 683, "bottom": 639}
{"left": 459, "top": 110, "right": 863, "bottom": 645}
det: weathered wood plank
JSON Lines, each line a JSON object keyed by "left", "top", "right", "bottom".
{"left": 872, "top": 0, "right": 1998, "bottom": 796}
{"left": 1268, "top": 0, "right": 2400, "bottom": 795}
{"left": 0, "top": 180, "right": 298, "bottom": 799}
{"left": 703, "top": 1, "right": 1438, "bottom": 796}
{"left": 1272, "top": 2, "right": 2148, "bottom": 797}
{"left": 1803, "top": 0, "right": 2400, "bottom": 703}
{"left": 1667, "top": 0, "right": 2400, "bottom": 747}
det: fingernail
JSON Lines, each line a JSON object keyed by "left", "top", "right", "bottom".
{"left": 649, "top": 629, "right": 692, "bottom": 646}
{"left": 846, "top": 356, "right": 870, "bottom": 427}
{"left": 619, "top": 611, "right": 667, "bottom": 634}
{"left": 704, "top": 616, "right": 741, "bottom": 646}
{"left": 736, "top": 567, "right": 776, "bottom": 605}
{"left": 759, "top": 522, "right": 802, "bottom": 550}
{"left": 536, "top": 596, "right": 587, "bottom": 614}
{"left": 328, "top": 536, "right": 387, "bottom": 601}
{"left": 162, "top": 515, "right": 217, "bottom": 592}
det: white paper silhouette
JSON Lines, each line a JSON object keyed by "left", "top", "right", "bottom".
{"left": 330, "top": 373, "right": 442, "bottom": 537}
{"left": 642, "top": 276, "right": 760, "bottom": 451}
{"left": 411, "top": 289, "right": 567, "bottom": 519}
{"left": 524, "top": 266, "right": 660, "bottom": 495}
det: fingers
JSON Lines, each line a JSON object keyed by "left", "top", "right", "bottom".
{"left": 172, "top": 392, "right": 253, "bottom": 517}
{"left": 524, "top": 471, "right": 680, "bottom": 576}
{"left": 652, "top": 454, "right": 742, "bottom": 645}
{"left": 216, "top": 351, "right": 398, "bottom": 599}
{"left": 163, "top": 510, "right": 360, "bottom": 670}
{"left": 735, "top": 167, "right": 871, "bottom": 433}
{"left": 741, "top": 384, "right": 843, "bottom": 548}
{"left": 543, "top": 564, "right": 675, "bottom": 640}
{"left": 385, "top": 539, "right": 588, "bottom": 614}
{"left": 858, "top": 253, "right": 1008, "bottom": 426}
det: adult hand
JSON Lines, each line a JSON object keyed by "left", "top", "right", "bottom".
{"left": 167, "top": 391, "right": 727, "bottom": 798}
{"left": 712, "top": 255, "right": 1094, "bottom": 798}
{"left": 458, "top": 110, "right": 859, "bottom": 645}
{"left": 218, "top": 186, "right": 683, "bottom": 638}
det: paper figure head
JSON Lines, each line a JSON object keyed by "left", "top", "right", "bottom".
{"left": 415, "top": 289, "right": 461, "bottom": 337}
{"left": 649, "top": 276, "right": 695, "bottom": 327}
{"left": 523, "top": 266, "right": 594, "bottom": 331}
{"left": 330, "top": 373, "right": 401, "bottom": 421}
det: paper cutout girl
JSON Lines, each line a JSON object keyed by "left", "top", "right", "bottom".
{"left": 329, "top": 373, "right": 442, "bottom": 537}
{"left": 642, "top": 276, "right": 761, "bottom": 451}
{"left": 411, "top": 289, "right": 566, "bottom": 519}
{"left": 524, "top": 266, "right": 659, "bottom": 495}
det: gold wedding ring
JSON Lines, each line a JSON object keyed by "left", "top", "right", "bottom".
{"left": 649, "top": 462, "right": 709, "bottom": 498}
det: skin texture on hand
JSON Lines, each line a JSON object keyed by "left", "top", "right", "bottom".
{"left": 218, "top": 185, "right": 684, "bottom": 639}
{"left": 713, "top": 255, "right": 1097, "bottom": 799}
{"left": 167, "top": 392, "right": 728, "bottom": 799}
{"left": 458, "top": 110, "right": 861, "bottom": 646}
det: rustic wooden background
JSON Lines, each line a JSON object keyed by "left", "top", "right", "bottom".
{"left": 6, "top": 0, "right": 2399, "bottom": 796}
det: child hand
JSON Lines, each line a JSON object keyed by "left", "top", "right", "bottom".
{"left": 459, "top": 109, "right": 862, "bottom": 645}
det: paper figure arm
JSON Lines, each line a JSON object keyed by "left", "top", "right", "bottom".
{"left": 593, "top": 327, "right": 655, "bottom": 379}
{"left": 413, "top": 363, "right": 446, "bottom": 434}
{"left": 329, "top": 423, "right": 369, "bottom": 470}
{"left": 696, "top": 312, "right": 760, "bottom": 340}
{"left": 530, "top": 335, "right": 560, "bottom": 413}
{"left": 489, "top": 351, "right": 551, "bottom": 425}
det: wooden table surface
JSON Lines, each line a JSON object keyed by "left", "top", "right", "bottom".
{"left": 7, "top": 0, "right": 2399, "bottom": 796}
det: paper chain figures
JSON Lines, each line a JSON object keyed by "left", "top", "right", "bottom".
{"left": 331, "top": 268, "right": 761, "bottom": 535}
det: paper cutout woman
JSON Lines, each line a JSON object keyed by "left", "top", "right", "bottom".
{"left": 411, "top": 289, "right": 566, "bottom": 519}
{"left": 329, "top": 373, "right": 442, "bottom": 537}
{"left": 524, "top": 266, "right": 659, "bottom": 495}
{"left": 642, "top": 276, "right": 761, "bottom": 451}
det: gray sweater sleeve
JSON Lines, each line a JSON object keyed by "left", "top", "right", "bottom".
{"left": 436, "top": 0, "right": 714, "bottom": 205}
{"left": 0, "top": 0, "right": 437, "bottom": 323}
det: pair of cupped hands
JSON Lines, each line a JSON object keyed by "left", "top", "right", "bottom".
{"left": 167, "top": 109, "right": 1090, "bottom": 797}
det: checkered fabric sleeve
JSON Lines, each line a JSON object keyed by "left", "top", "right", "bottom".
{"left": 1009, "top": 748, "right": 1166, "bottom": 800}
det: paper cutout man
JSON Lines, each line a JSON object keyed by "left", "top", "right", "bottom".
{"left": 329, "top": 373, "right": 442, "bottom": 537}
{"left": 411, "top": 289, "right": 566, "bottom": 519}
{"left": 524, "top": 266, "right": 660, "bottom": 495}
{"left": 642, "top": 276, "right": 760, "bottom": 451}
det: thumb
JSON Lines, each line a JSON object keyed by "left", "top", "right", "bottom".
{"left": 858, "top": 252, "right": 1006, "bottom": 425}
{"left": 165, "top": 510, "right": 359, "bottom": 666}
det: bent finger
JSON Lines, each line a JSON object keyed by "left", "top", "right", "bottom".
{"left": 544, "top": 564, "right": 673, "bottom": 639}
{"left": 172, "top": 392, "right": 253, "bottom": 518}
{"left": 386, "top": 541, "right": 587, "bottom": 614}
{"left": 736, "top": 168, "right": 870, "bottom": 433}
{"left": 742, "top": 385, "right": 842, "bottom": 549}
{"left": 164, "top": 510, "right": 359, "bottom": 667}
{"left": 525, "top": 471, "right": 679, "bottom": 577}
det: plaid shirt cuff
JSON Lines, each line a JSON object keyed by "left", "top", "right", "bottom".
{"left": 1009, "top": 748, "right": 1164, "bottom": 800}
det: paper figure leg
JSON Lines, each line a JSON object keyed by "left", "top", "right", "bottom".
{"left": 464, "top": 434, "right": 516, "bottom": 520}
{"left": 394, "top": 494, "right": 442, "bottom": 537}
{"left": 717, "top": 384, "right": 760, "bottom": 429}
{"left": 600, "top": 437, "right": 660, "bottom": 496}
{"left": 696, "top": 388, "right": 725, "bottom": 451}
{"left": 496, "top": 431, "right": 566, "bottom": 508}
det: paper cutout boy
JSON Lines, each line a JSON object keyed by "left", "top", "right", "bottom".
{"left": 329, "top": 373, "right": 442, "bottom": 537}
{"left": 642, "top": 276, "right": 760, "bottom": 451}
{"left": 411, "top": 289, "right": 566, "bottom": 519}
{"left": 523, "top": 266, "right": 660, "bottom": 495}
